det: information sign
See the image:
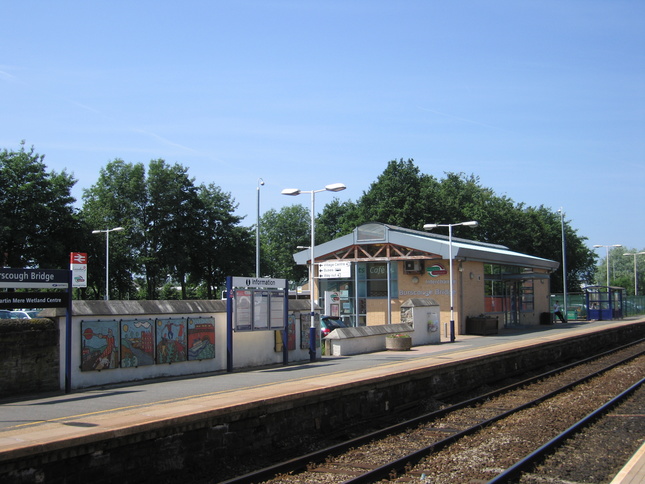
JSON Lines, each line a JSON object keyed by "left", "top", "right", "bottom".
{"left": 231, "top": 276, "right": 287, "bottom": 289}
{"left": 234, "top": 289, "right": 252, "bottom": 330}
{"left": 253, "top": 290, "right": 269, "bottom": 329}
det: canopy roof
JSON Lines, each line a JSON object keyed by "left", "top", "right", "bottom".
{"left": 293, "top": 222, "right": 559, "bottom": 272}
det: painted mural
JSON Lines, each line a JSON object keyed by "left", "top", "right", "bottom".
{"left": 187, "top": 317, "right": 215, "bottom": 361}
{"left": 81, "top": 319, "right": 120, "bottom": 371}
{"left": 274, "top": 314, "right": 296, "bottom": 352}
{"left": 120, "top": 319, "right": 155, "bottom": 367}
{"left": 156, "top": 318, "right": 187, "bottom": 364}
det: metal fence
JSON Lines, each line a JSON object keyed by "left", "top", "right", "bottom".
{"left": 551, "top": 293, "right": 645, "bottom": 320}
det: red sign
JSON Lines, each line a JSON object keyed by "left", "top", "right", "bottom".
{"left": 70, "top": 252, "right": 88, "bottom": 264}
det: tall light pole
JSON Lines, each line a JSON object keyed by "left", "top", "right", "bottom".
{"left": 423, "top": 220, "right": 478, "bottom": 342}
{"left": 92, "top": 227, "right": 124, "bottom": 300}
{"left": 282, "top": 182, "right": 346, "bottom": 362}
{"left": 558, "top": 208, "right": 568, "bottom": 319}
{"left": 623, "top": 251, "right": 645, "bottom": 296}
{"left": 593, "top": 244, "right": 622, "bottom": 287}
{"left": 256, "top": 178, "right": 264, "bottom": 277}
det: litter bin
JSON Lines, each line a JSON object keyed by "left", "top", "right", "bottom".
{"left": 540, "top": 312, "right": 552, "bottom": 325}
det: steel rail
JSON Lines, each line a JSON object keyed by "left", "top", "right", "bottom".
{"left": 220, "top": 340, "right": 644, "bottom": 484}
{"left": 486, "top": 377, "right": 645, "bottom": 484}
{"left": 340, "top": 347, "right": 645, "bottom": 483}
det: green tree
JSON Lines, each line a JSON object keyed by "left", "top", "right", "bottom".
{"left": 191, "top": 183, "right": 254, "bottom": 298}
{"left": 353, "top": 159, "right": 436, "bottom": 228}
{"left": 146, "top": 159, "right": 202, "bottom": 299}
{"left": 81, "top": 159, "right": 147, "bottom": 299}
{"left": 595, "top": 246, "right": 645, "bottom": 293}
{"left": 81, "top": 159, "right": 249, "bottom": 300}
{"left": 316, "top": 198, "right": 358, "bottom": 244}
{"left": 0, "top": 141, "right": 78, "bottom": 268}
{"left": 317, "top": 161, "right": 596, "bottom": 294}
{"left": 260, "top": 205, "right": 310, "bottom": 283}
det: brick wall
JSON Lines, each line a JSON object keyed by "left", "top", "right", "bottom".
{"left": 0, "top": 319, "right": 59, "bottom": 397}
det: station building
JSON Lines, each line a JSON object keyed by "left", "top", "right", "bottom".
{"left": 293, "top": 223, "right": 559, "bottom": 336}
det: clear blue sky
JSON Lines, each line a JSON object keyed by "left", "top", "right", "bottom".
{"left": 2, "top": 1, "right": 644, "bottom": 253}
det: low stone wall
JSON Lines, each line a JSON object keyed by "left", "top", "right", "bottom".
{"left": 0, "top": 319, "right": 59, "bottom": 397}
{"left": 324, "top": 323, "right": 413, "bottom": 356}
{"left": 2, "top": 321, "right": 643, "bottom": 483}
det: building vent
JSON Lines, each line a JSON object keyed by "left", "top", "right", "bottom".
{"left": 404, "top": 260, "right": 424, "bottom": 274}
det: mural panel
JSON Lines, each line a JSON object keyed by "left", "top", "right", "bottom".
{"left": 187, "top": 317, "right": 215, "bottom": 361}
{"left": 120, "top": 319, "right": 155, "bottom": 367}
{"left": 81, "top": 320, "right": 120, "bottom": 371}
{"left": 156, "top": 318, "right": 187, "bottom": 364}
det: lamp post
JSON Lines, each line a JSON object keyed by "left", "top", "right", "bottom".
{"left": 256, "top": 178, "right": 264, "bottom": 277}
{"left": 558, "top": 208, "right": 568, "bottom": 319}
{"left": 282, "top": 182, "right": 346, "bottom": 362}
{"left": 623, "top": 251, "right": 645, "bottom": 296}
{"left": 423, "top": 220, "right": 478, "bottom": 342}
{"left": 593, "top": 244, "right": 622, "bottom": 287}
{"left": 92, "top": 226, "right": 124, "bottom": 300}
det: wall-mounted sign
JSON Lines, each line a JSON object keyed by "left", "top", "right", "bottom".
{"left": 231, "top": 276, "right": 287, "bottom": 289}
{"left": 426, "top": 263, "right": 448, "bottom": 278}
{"left": 0, "top": 292, "right": 68, "bottom": 309}
{"left": 318, "top": 261, "right": 351, "bottom": 279}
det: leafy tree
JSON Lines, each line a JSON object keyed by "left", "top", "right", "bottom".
{"left": 595, "top": 246, "right": 645, "bottom": 294}
{"left": 81, "top": 159, "right": 249, "bottom": 300}
{"left": 259, "top": 205, "right": 310, "bottom": 283}
{"left": 81, "top": 159, "right": 147, "bottom": 299}
{"left": 319, "top": 160, "right": 596, "bottom": 294}
{"left": 0, "top": 141, "right": 78, "bottom": 268}
{"left": 352, "top": 159, "right": 436, "bottom": 228}
{"left": 146, "top": 159, "right": 202, "bottom": 299}
{"left": 316, "top": 198, "right": 358, "bottom": 244}
{"left": 191, "top": 183, "right": 254, "bottom": 298}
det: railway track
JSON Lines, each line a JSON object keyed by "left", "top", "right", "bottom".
{"left": 220, "top": 340, "right": 645, "bottom": 484}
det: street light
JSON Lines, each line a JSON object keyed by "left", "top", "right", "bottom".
{"left": 423, "top": 221, "right": 478, "bottom": 342}
{"left": 282, "top": 182, "right": 346, "bottom": 362}
{"left": 92, "top": 226, "right": 124, "bottom": 300}
{"left": 593, "top": 244, "right": 622, "bottom": 287}
{"left": 256, "top": 178, "right": 264, "bottom": 277}
{"left": 558, "top": 208, "right": 568, "bottom": 319}
{"left": 623, "top": 251, "right": 645, "bottom": 296}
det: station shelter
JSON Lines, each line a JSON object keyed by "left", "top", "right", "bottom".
{"left": 293, "top": 223, "right": 560, "bottom": 338}
{"left": 584, "top": 285, "right": 624, "bottom": 321}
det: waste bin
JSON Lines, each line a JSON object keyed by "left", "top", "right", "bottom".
{"left": 540, "top": 312, "right": 552, "bottom": 325}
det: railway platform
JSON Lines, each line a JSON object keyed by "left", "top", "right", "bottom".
{"left": 1, "top": 317, "right": 644, "bottom": 483}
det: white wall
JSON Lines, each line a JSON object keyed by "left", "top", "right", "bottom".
{"left": 57, "top": 309, "right": 312, "bottom": 391}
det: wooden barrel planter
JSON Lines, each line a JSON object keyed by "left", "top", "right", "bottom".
{"left": 465, "top": 316, "right": 499, "bottom": 335}
{"left": 385, "top": 335, "right": 412, "bottom": 351}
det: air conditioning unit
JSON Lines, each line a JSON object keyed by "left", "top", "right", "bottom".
{"left": 404, "top": 260, "right": 424, "bottom": 274}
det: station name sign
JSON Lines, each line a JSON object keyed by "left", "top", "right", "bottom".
{"left": 0, "top": 269, "right": 70, "bottom": 288}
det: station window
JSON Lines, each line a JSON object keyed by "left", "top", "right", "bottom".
{"left": 484, "top": 264, "right": 534, "bottom": 313}
{"left": 356, "top": 262, "right": 398, "bottom": 298}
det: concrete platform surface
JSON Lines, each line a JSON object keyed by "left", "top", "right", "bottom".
{"left": 1, "top": 318, "right": 643, "bottom": 479}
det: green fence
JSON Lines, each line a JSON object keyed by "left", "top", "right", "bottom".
{"left": 551, "top": 293, "right": 645, "bottom": 320}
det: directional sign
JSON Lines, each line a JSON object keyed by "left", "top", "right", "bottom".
{"left": 318, "top": 261, "right": 352, "bottom": 279}
{"left": 0, "top": 268, "right": 70, "bottom": 288}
